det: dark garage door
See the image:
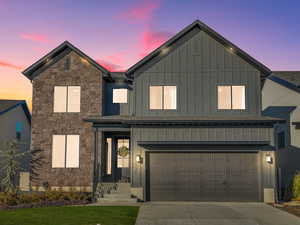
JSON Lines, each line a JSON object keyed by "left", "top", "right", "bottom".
{"left": 148, "top": 152, "right": 260, "bottom": 201}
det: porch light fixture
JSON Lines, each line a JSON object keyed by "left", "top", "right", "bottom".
{"left": 266, "top": 155, "right": 273, "bottom": 164}
{"left": 136, "top": 155, "right": 143, "bottom": 164}
{"left": 161, "top": 47, "right": 169, "bottom": 55}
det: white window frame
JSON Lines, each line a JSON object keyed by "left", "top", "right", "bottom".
{"left": 52, "top": 134, "right": 80, "bottom": 168}
{"left": 113, "top": 88, "right": 128, "bottom": 104}
{"left": 53, "top": 86, "right": 81, "bottom": 113}
{"left": 149, "top": 85, "right": 177, "bottom": 110}
{"left": 217, "top": 85, "right": 246, "bottom": 110}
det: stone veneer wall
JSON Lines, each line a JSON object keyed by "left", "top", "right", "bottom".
{"left": 31, "top": 51, "right": 103, "bottom": 191}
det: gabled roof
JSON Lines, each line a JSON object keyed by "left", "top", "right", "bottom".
{"left": 22, "top": 41, "right": 110, "bottom": 80}
{"left": 126, "top": 20, "right": 271, "bottom": 78}
{"left": 268, "top": 72, "right": 300, "bottom": 94}
{"left": 263, "top": 106, "right": 296, "bottom": 121}
{"left": 0, "top": 100, "right": 31, "bottom": 123}
{"left": 273, "top": 71, "right": 300, "bottom": 86}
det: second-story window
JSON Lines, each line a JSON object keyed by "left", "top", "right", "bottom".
{"left": 150, "top": 86, "right": 177, "bottom": 110}
{"left": 16, "top": 122, "right": 22, "bottom": 141}
{"left": 54, "top": 86, "right": 81, "bottom": 112}
{"left": 218, "top": 85, "right": 245, "bottom": 110}
{"left": 113, "top": 88, "right": 128, "bottom": 103}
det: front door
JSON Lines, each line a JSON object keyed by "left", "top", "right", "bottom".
{"left": 103, "top": 136, "right": 130, "bottom": 183}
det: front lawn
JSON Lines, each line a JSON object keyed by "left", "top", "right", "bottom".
{"left": 0, "top": 206, "right": 139, "bottom": 225}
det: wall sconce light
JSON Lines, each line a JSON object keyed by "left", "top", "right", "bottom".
{"left": 266, "top": 155, "right": 273, "bottom": 164}
{"left": 136, "top": 155, "right": 143, "bottom": 164}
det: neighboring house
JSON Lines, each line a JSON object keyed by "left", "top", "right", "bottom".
{"left": 0, "top": 100, "right": 31, "bottom": 190}
{"left": 22, "top": 20, "right": 282, "bottom": 202}
{"left": 263, "top": 72, "right": 300, "bottom": 199}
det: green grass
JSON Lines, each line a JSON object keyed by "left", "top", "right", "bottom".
{"left": 0, "top": 206, "right": 139, "bottom": 225}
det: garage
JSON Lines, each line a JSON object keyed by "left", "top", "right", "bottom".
{"left": 147, "top": 152, "right": 260, "bottom": 202}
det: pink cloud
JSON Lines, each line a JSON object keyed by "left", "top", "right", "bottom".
{"left": 118, "top": 0, "right": 160, "bottom": 23}
{"left": 0, "top": 60, "right": 23, "bottom": 70}
{"left": 97, "top": 59, "right": 124, "bottom": 72}
{"left": 138, "top": 30, "right": 173, "bottom": 58}
{"left": 20, "top": 33, "right": 51, "bottom": 43}
{"left": 96, "top": 52, "right": 127, "bottom": 71}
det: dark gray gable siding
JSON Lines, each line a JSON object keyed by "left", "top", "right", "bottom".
{"left": 130, "top": 28, "right": 261, "bottom": 117}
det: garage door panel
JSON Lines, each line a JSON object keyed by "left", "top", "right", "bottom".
{"left": 148, "top": 152, "right": 259, "bottom": 201}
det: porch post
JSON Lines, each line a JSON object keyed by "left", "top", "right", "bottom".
{"left": 97, "top": 129, "right": 104, "bottom": 183}
{"left": 92, "top": 127, "right": 103, "bottom": 200}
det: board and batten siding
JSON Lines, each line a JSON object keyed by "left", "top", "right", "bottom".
{"left": 130, "top": 127, "right": 274, "bottom": 188}
{"left": 129, "top": 27, "right": 261, "bottom": 117}
{"left": 133, "top": 127, "right": 272, "bottom": 142}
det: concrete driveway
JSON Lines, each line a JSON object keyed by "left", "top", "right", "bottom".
{"left": 135, "top": 202, "right": 300, "bottom": 225}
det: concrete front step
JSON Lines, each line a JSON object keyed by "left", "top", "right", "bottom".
{"left": 96, "top": 182, "right": 137, "bottom": 203}
{"left": 97, "top": 198, "right": 137, "bottom": 203}
{"left": 104, "top": 194, "right": 133, "bottom": 199}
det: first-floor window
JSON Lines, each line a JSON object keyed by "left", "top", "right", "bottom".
{"left": 52, "top": 135, "right": 80, "bottom": 168}
{"left": 218, "top": 85, "right": 245, "bottom": 110}
{"left": 106, "top": 138, "right": 112, "bottom": 175}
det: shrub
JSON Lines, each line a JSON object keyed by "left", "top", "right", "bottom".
{"left": 0, "top": 192, "right": 18, "bottom": 206}
{"left": 0, "top": 190, "right": 92, "bottom": 208}
{"left": 292, "top": 171, "right": 300, "bottom": 200}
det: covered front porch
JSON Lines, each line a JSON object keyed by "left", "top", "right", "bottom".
{"left": 91, "top": 125, "right": 137, "bottom": 202}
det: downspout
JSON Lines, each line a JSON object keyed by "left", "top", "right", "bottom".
{"left": 274, "top": 122, "right": 280, "bottom": 203}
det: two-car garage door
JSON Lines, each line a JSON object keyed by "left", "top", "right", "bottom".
{"left": 148, "top": 152, "right": 260, "bottom": 201}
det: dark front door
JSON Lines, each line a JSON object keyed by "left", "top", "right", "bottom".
{"left": 148, "top": 152, "right": 259, "bottom": 201}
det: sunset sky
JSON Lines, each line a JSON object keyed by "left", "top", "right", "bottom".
{"left": 1, "top": 0, "right": 300, "bottom": 110}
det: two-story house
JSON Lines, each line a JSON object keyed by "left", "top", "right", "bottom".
{"left": 262, "top": 72, "right": 300, "bottom": 200}
{"left": 22, "top": 20, "right": 282, "bottom": 202}
{"left": 0, "top": 100, "right": 31, "bottom": 191}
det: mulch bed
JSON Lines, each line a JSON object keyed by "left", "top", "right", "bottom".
{"left": 271, "top": 203, "right": 300, "bottom": 217}
{"left": 280, "top": 206, "right": 300, "bottom": 217}
{"left": 0, "top": 200, "right": 90, "bottom": 210}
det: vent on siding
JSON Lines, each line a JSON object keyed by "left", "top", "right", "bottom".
{"left": 64, "top": 57, "right": 71, "bottom": 71}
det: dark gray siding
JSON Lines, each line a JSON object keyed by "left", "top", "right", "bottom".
{"left": 130, "top": 28, "right": 261, "bottom": 117}
{"left": 130, "top": 127, "right": 274, "bottom": 188}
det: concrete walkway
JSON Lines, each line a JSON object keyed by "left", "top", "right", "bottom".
{"left": 135, "top": 202, "right": 300, "bottom": 225}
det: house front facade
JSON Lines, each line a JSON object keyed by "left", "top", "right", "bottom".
{"left": 262, "top": 72, "right": 300, "bottom": 199}
{"left": 23, "top": 20, "right": 281, "bottom": 202}
{"left": 0, "top": 100, "right": 31, "bottom": 191}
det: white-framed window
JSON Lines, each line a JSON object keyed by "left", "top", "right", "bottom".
{"left": 113, "top": 88, "right": 128, "bottom": 103}
{"left": 54, "top": 86, "right": 81, "bottom": 112}
{"left": 218, "top": 85, "right": 245, "bottom": 110}
{"left": 52, "top": 135, "right": 80, "bottom": 168}
{"left": 149, "top": 86, "right": 177, "bottom": 110}
{"left": 106, "top": 138, "right": 112, "bottom": 175}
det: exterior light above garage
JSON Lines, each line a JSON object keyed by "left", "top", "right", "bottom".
{"left": 136, "top": 155, "right": 143, "bottom": 164}
{"left": 266, "top": 155, "right": 273, "bottom": 164}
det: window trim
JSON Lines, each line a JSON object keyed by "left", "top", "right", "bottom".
{"left": 53, "top": 85, "right": 81, "bottom": 113}
{"left": 217, "top": 85, "right": 246, "bottom": 110}
{"left": 52, "top": 134, "right": 80, "bottom": 168}
{"left": 149, "top": 85, "right": 177, "bottom": 110}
